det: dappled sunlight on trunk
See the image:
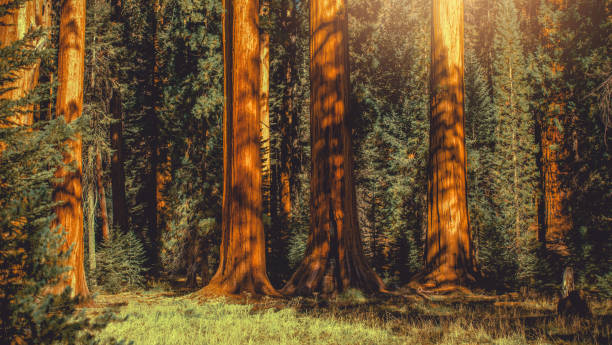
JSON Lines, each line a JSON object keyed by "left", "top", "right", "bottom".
{"left": 281, "top": 0, "right": 385, "bottom": 297}
{"left": 416, "top": 0, "right": 477, "bottom": 289}
{"left": 197, "top": 0, "right": 278, "bottom": 297}
{"left": 52, "top": 0, "right": 89, "bottom": 298}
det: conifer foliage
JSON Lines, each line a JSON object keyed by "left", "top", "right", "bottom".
{"left": 1, "top": 0, "right": 611, "bottom": 332}
{"left": 1, "top": 0, "right": 97, "bottom": 342}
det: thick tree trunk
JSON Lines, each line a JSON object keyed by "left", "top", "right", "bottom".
{"left": 420, "top": 0, "right": 476, "bottom": 289}
{"left": 0, "top": 0, "right": 50, "bottom": 126}
{"left": 96, "top": 150, "right": 110, "bottom": 240}
{"left": 109, "top": 87, "right": 129, "bottom": 233}
{"left": 53, "top": 0, "right": 89, "bottom": 298}
{"left": 539, "top": 0, "right": 571, "bottom": 256}
{"left": 260, "top": 24, "right": 270, "bottom": 216}
{"left": 541, "top": 121, "right": 571, "bottom": 255}
{"left": 281, "top": 0, "right": 385, "bottom": 297}
{"left": 197, "top": 0, "right": 277, "bottom": 296}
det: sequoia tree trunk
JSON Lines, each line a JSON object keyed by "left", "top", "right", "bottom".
{"left": 260, "top": 12, "right": 270, "bottom": 216}
{"left": 197, "top": 0, "right": 277, "bottom": 296}
{"left": 281, "top": 0, "right": 385, "bottom": 297}
{"left": 0, "top": 0, "right": 51, "bottom": 126}
{"left": 109, "top": 87, "right": 129, "bottom": 233}
{"left": 96, "top": 150, "right": 110, "bottom": 240}
{"left": 420, "top": 0, "right": 476, "bottom": 289}
{"left": 52, "top": 0, "right": 89, "bottom": 298}
{"left": 539, "top": 0, "right": 571, "bottom": 256}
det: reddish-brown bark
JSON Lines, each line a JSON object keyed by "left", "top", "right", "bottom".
{"left": 52, "top": 0, "right": 89, "bottom": 298}
{"left": 96, "top": 150, "right": 110, "bottom": 240}
{"left": 109, "top": 87, "right": 129, "bottom": 233}
{"left": 417, "top": 0, "right": 477, "bottom": 289}
{"left": 0, "top": 0, "right": 51, "bottom": 126}
{"left": 260, "top": 21, "right": 270, "bottom": 215}
{"left": 197, "top": 0, "right": 277, "bottom": 296}
{"left": 539, "top": 0, "right": 571, "bottom": 256}
{"left": 281, "top": 0, "right": 385, "bottom": 297}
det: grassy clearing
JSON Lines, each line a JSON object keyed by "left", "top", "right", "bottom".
{"left": 86, "top": 290, "right": 611, "bottom": 345}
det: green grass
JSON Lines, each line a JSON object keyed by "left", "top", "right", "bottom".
{"left": 93, "top": 296, "right": 404, "bottom": 345}
{"left": 87, "top": 290, "right": 611, "bottom": 345}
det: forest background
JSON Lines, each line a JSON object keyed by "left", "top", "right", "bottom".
{"left": 1, "top": 0, "right": 610, "bottom": 343}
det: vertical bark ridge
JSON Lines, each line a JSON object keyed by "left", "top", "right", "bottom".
{"left": 53, "top": 0, "right": 89, "bottom": 298}
{"left": 96, "top": 150, "right": 109, "bottom": 240}
{"left": 281, "top": 0, "right": 384, "bottom": 297}
{"left": 197, "top": 0, "right": 277, "bottom": 296}
{"left": 419, "top": 0, "right": 477, "bottom": 289}
{"left": 539, "top": 0, "right": 571, "bottom": 256}
{"left": 260, "top": 4, "right": 270, "bottom": 217}
{"left": 0, "top": 0, "right": 51, "bottom": 126}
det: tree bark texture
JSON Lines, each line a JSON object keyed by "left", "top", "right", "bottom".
{"left": 260, "top": 26, "right": 270, "bottom": 216}
{"left": 423, "top": 0, "right": 476, "bottom": 288}
{"left": 198, "top": 0, "right": 277, "bottom": 296}
{"left": 541, "top": 120, "right": 571, "bottom": 254}
{"left": 96, "top": 150, "right": 110, "bottom": 240}
{"left": 87, "top": 182, "right": 96, "bottom": 271}
{"left": 539, "top": 0, "right": 571, "bottom": 256}
{"left": 0, "top": 0, "right": 51, "bottom": 126}
{"left": 52, "top": 0, "right": 88, "bottom": 297}
{"left": 109, "top": 87, "right": 129, "bottom": 233}
{"left": 281, "top": 0, "right": 385, "bottom": 296}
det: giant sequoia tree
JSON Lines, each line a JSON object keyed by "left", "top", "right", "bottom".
{"left": 197, "top": 0, "right": 277, "bottom": 296}
{"left": 538, "top": 0, "right": 572, "bottom": 256}
{"left": 419, "top": 0, "right": 477, "bottom": 288}
{"left": 53, "top": 0, "right": 89, "bottom": 297}
{"left": 0, "top": 0, "right": 49, "bottom": 126}
{"left": 281, "top": 0, "right": 385, "bottom": 296}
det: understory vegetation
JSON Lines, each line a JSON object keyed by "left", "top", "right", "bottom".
{"left": 89, "top": 289, "right": 611, "bottom": 345}
{"left": 1, "top": 0, "right": 610, "bottom": 343}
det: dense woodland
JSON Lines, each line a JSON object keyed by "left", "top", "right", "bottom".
{"left": 1, "top": 0, "right": 611, "bottom": 343}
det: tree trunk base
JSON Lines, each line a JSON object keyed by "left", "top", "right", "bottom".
{"left": 281, "top": 256, "right": 387, "bottom": 297}
{"left": 194, "top": 274, "right": 280, "bottom": 298}
{"left": 404, "top": 268, "right": 479, "bottom": 294}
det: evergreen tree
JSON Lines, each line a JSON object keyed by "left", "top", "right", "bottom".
{"left": 464, "top": 47, "right": 498, "bottom": 285}
{"left": 197, "top": 0, "right": 278, "bottom": 296}
{"left": 553, "top": 0, "right": 611, "bottom": 294}
{"left": 119, "top": 0, "right": 162, "bottom": 274}
{"left": 156, "top": 0, "right": 224, "bottom": 286}
{"left": 350, "top": 0, "right": 429, "bottom": 285}
{"left": 266, "top": 0, "right": 310, "bottom": 285}
{"left": 419, "top": 0, "right": 478, "bottom": 289}
{"left": 282, "top": 0, "right": 385, "bottom": 296}
{"left": 53, "top": 0, "right": 89, "bottom": 298}
{"left": 82, "top": 0, "right": 122, "bottom": 277}
{"left": 489, "top": 0, "right": 539, "bottom": 287}
{"left": 1, "top": 1, "right": 102, "bottom": 341}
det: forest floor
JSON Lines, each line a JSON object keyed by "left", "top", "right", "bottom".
{"left": 84, "top": 281, "right": 612, "bottom": 345}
